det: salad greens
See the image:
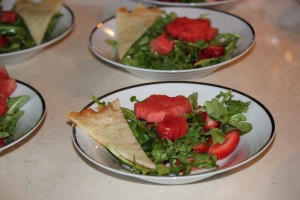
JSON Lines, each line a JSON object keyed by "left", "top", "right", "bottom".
{"left": 0, "top": 95, "right": 30, "bottom": 139}
{"left": 108, "top": 12, "right": 240, "bottom": 70}
{"left": 0, "top": 13, "right": 36, "bottom": 53}
{"left": 95, "top": 90, "right": 252, "bottom": 176}
{"left": 42, "top": 13, "right": 63, "bottom": 43}
{"left": 0, "top": 7, "right": 62, "bottom": 54}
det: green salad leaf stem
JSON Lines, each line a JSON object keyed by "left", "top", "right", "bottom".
{"left": 0, "top": 95, "right": 30, "bottom": 138}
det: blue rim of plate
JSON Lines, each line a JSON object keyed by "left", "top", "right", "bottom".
{"left": 0, "top": 80, "right": 46, "bottom": 152}
{"left": 72, "top": 81, "right": 275, "bottom": 183}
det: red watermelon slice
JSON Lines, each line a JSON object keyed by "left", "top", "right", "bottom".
{"left": 0, "top": 65, "right": 9, "bottom": 80}
{"left": 0, "top": 65, "right": 17, "bottom": 98}
{"left": 0, "top": 97, "right": 8, "bottom": 116}
{"left": 134, "top": 94, "right": 192, "bottom": 123}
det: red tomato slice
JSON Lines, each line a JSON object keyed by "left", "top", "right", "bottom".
{"left": 193, "top": 142, "right": 209, "bottom": 153}
{"left": 0, "top": 138, "right": 5, "bottom": 147}
{"left": 208, "top": 129, "right": 240, "bottom": 160}
{"left": 199, "top": 45, "right": 225, "bottom": 59}
{"left": 0, "top": 11, "right": 18, "bottom": 23}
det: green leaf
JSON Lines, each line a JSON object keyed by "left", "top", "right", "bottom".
{"left": 91, "top": 95, "right": 105, "bottom": 106}
{"left": 43, "top": 13, "right": 62, "bottom": 41}
{"left": 121, "top": 107, "right": 137, "bottom": 122}
{"left": 6, "top": 95, "right": 30, "bottom": 115}
{"left": 107, "top": 145, "right": 135, "bottom": 167}
{"left": 188, "top": 92, "right": 199, "bottom": 110}
{"left": 0, "top": 96, "right": 29, "bottom": 138}
{"left": 216, "top": 90, "right": 234, "bottom": 103}
{"left": 104, "top": 39, "right": 118, "bottom": 49}
{"left": 187, "top": 40, "right": 207, "bottom": 49}
{"left": 208, "top": 128, "right": 225, "bottom": 144}
{"left": 226, "top": 100, "right": 250, "bottom": 115}
{"left": 228, "top": 114, "right": 253, "bottom": 135}
{"left": 154, "top": 164, "right": 170, "bottom": 176}
{"left": 204, "top": 98, "right": 228, "bottom": 121}
{"left": 0, "top": 131, "right": 9, "bottom": 138}
{"left": 151, "top": 142, "right": 169, "bottom": 163}
{"left": 130, "top": 96, "right": 140, "bottom": 103}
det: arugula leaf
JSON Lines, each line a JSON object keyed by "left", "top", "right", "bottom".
{"left": 6, "top": 95, "right": 29, "bottom": 114}
{"left": 204, "top": 91, "right": 252, "bottom": 135}
{"left": 0, "top": 95, "right": 30, "bottom": 138}
{"left": 228, "top": 114, "right": 252, "bottom": 135}
{"left": 188, "top": 92, "right": 198, "bottom": 110}
{"left": 42, "top": 13, "right": 62, "bottom": 42}
{"left": 204, "top": 98, "right": 228, "bottom": 121}
{"left": 104, "top": 39, "right": 118, "bottom": 49}
{"left": 205, "top": 127, "right": 225, "bottom": 144}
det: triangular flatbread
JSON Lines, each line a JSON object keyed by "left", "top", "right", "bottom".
{"left": 116, "top": 5, "right": 162, "bottom": 60}
{"left": 68, "top": 99, "right": 155, "bottom": 169}
{"left": 14, "top": 0, "right": 63, "bottom": 44}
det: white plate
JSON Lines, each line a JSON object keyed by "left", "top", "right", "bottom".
{"left": 137, "top": 0, "right": 239, "bottom": 7}
{"left": 0, "top": 80, "right": 46, "bottom": 152}
{"left": 89, "top": 7, "right": 255, "bottom": 80}
{"left": 0, "top": 4, "right": 75, "bottom": 65}
{"left": 72, "top": 82, "right": 275, "bottom": 185}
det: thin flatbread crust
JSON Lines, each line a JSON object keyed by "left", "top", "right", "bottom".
{"left": 15, "top": 0, "right": 63, "bottom": 44}
{"left": 116, "top": 5, "right": 162, "bottom": 60}
{"left": 68, "top": 99, "right": 155, "bottom": 169}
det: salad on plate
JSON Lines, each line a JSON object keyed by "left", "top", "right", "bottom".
{"left": 108, "top": 5, "right": 240, "bottom": 70}
{"left": 0, "top": 65, "right": 29, "bottom": 147}
{"left": 0, "top": 0, "right": 63, "bottom": 54}
{"left": 69, "top": 89, "right": 252, "bottom": 176}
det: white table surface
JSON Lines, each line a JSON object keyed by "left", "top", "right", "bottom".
{"left": 1, "top": 0, "right": 300, "bottom": 199}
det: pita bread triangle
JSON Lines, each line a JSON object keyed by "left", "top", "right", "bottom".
{"left": 116, "top": 4, "right": 163, "bottom": 60}
{"left": 68, "top": 99, "right": 156, "bottom": 169}
{"left": 14, "top": 0, "right": 63, "bottom": 44}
